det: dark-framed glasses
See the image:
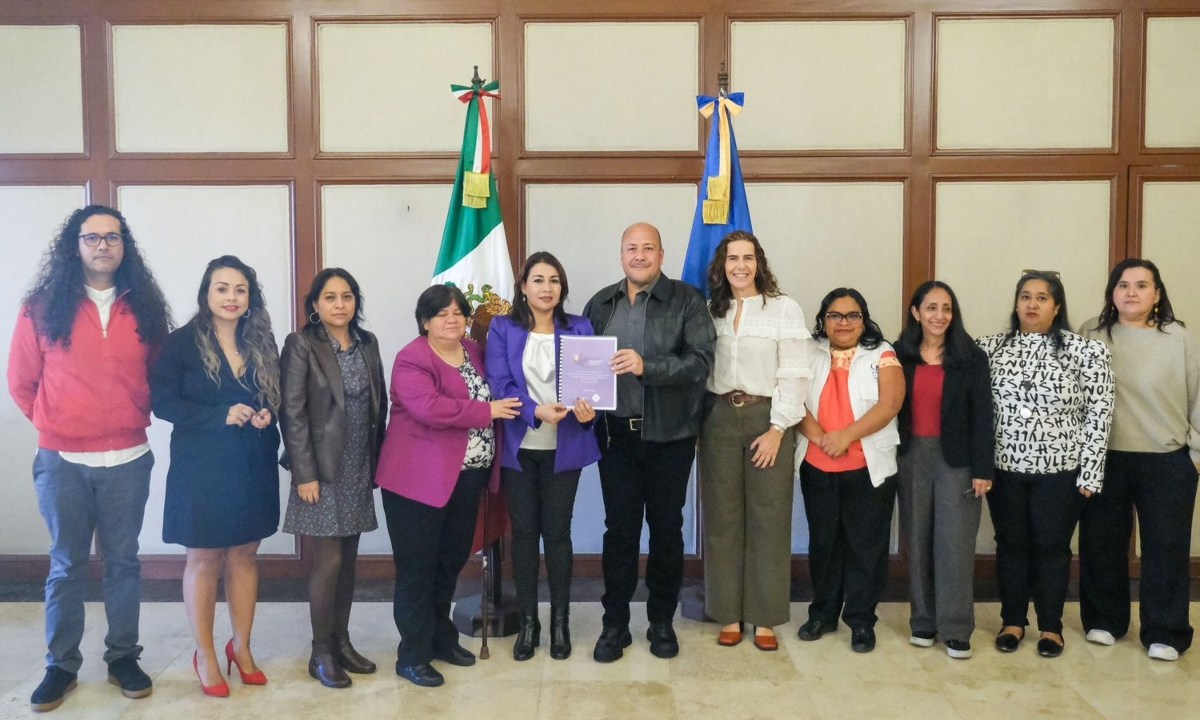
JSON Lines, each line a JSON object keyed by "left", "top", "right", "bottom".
{"left": 825, "top": 311, "right": 863, "bottom": 324}
{"left": 80, "top": 232, "right": 123, "bottom": 247}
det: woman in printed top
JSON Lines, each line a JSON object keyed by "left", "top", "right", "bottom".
{"left": 894, "top": 281, "right": 994, "bottom": 660}
{"left": 977, "top": 270, "right": 1113, "bottom": 658}
{"left": 485, "top": 251, "right": 600, "bottom": 662}
{"left": 795, "top": 288, "right": 904, "bottom": 654}
{"left": 151, "top": 255, "right": 282, "bottom": 697}
{"left": 699, "top": 231, "right": 812, "bottom": 652}
{"left": 1078, "top": 259, "right": 1200, "bottom": 662}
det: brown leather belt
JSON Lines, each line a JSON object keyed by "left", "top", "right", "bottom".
{"left": 721, "top": 391, "right": 770, "bottom": 408}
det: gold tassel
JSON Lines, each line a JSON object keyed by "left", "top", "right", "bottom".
{"left": 463, "top": 171, "right": 490, "bottom": 209}
{"left": 707, "top": 175, "right": 729, "bottom": 201}
{"left": 463, "top": 194, "right": 487, "bottom": 209}
{"left": 703, "top": 199, "right": 730, "bottom": 224}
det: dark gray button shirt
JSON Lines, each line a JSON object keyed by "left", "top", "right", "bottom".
{"left": 604, "top": 276, "right": 659, "bottom": 417}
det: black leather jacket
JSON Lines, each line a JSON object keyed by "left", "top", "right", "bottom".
{"left": 583, "top": 274, "right": 715, "bottom": 442}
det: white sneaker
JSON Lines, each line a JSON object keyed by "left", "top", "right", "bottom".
{"left": 909, "top": 631, "right": 936, "bottom": 648}
{"left": 1086, "top": 629, "right": 1116, "bottom": 646}
{"left": 1148, "top": 643, "right": 1179, "bottom": 661}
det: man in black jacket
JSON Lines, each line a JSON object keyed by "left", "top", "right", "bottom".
{"left": 583, "top": 222, "right": 715, "bottom": 662}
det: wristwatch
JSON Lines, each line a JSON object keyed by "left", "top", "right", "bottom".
{"left": 770, "top": 424, "right": 786, "bottom": 434}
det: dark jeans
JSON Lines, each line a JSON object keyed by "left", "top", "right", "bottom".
{"left": 1080, "top": 448, "right": 1198, "bottom": 652}
{"left": 598, "top": 417, "right": 696, "bottom": 628}
{"left": 988, "top": 468, "right": 1083, "bottom": 634}
{"left": 381, "top": 468, "right": 486, "bottom": 666}
{"left": 799, "top": 461, "right": 897, "bottom": 629}
{"left": 503, "top": 449, "right": 582, "bottom": 612}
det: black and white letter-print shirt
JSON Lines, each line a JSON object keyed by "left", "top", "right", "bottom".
{"left": 976, "top": 330, "right": 1114, "bottom": 492}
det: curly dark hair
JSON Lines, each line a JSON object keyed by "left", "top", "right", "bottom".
{"left": 812, "top": 287, "right": 885, "bottom": 350}
{"left": 22, "top": 204, "right": 172, "bottom": 348}
{"left": 509, "top": 251, "right": 571, "bottom": 331}
{"left": 706, "top": 230, "right": 782, "bottom": 319}
{"left": 1089, "top": 258, "right": 1183, "bottom": 338}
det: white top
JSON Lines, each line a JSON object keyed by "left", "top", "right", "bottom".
{"left": 60, "top": 285, "right": 151, "bottom": 468}
{"left": 520, "top": 332, "right": 558, "bottom": 451}
{"left": 707, "top": 293, "right": 813, "bottom": 429}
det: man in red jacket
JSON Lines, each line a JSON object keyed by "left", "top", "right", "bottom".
{"left": 8, "top": 205, "right": 172, "bottom": 713}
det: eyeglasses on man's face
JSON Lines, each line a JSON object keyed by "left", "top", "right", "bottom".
{"left": 825, "top": 311, "right": 863, "bottom": 324}
{"left": 79, "top": 233, "right": 124, "bottom": 247}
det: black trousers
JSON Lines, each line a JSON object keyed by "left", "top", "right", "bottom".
{"left": 988, "top": 468, "right": 1083, "bottom": 634}
{"left": 598, "top": 417, "right": 696, "bottom": 627}
{"left": 1079, "top": 448, "right": 1198, "bottom": 652}
{"left": 503, "top": 449, "right": 582, "bottom": 613}
{"left": 381, "top": 468, "right": 486, "bottom": 666}
{"left": 799, "top": 461, "right": 897, "bottom": 629}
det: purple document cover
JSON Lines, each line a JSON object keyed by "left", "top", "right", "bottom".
{"left": 558, "top": 335, "right": 618, "bottom": 411}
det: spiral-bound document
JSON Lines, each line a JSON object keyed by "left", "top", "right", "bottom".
{"left": 558, "top": 335, "right": 618, "bottom": 411}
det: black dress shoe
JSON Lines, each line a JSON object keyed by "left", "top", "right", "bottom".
{"left": 1037, "top": 636, "right": 1064, "bottom": 658}
{"left": 647, "top": 622, "right": 679, "bottom": 659}
{"left": 332, "top": 634, "right": 377, "bottom": 674}
{"left": 592, "top": 625, "right": 632, "bottom": 663}
{"left": 995, "top": 631, "right": 1023, "bottom": 653}
{"left": 309, "top": 645, "right": 352, "bottom": 689}
{"left": 797, "top": 618, "right": 837, "bottom": 641}
{"left": 549, "top": 606, "right": 572, "bottom": 660}
{"left": 851, "top": 627, "right": 876, "bottom": 653}
{"left": 396, "top": 662, "right": 445, "bottom": 687}
{"left": 432, "top": 643, "right": 476, "bottom": 667}
{"left": 513, "top": 613, "right": 541, "bottom": 662}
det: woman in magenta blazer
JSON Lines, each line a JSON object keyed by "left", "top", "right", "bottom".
{"left": 375, "top": 284, "right": 520, "bottom": 688}
{"left": 486, "top": 252, "right": 600, "bottom": 662}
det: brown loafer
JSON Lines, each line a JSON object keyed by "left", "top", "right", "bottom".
{"left": 753, "top": 631, "right": 779, "bottom": 652}
{"left": 717, "top": 629, "right": 742, "bottom": 647}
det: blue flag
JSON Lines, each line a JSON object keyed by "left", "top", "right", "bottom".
{"left": 680, "top": 92, "right": 752, "bottom": 298}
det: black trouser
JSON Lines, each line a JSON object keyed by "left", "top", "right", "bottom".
{"left": 988, "top": 468, "right": 1083, "bottom": 634}
{"left": 598, "top": 416, "right": 696, "bottom": 628}
{"left": 1080, "top": 448, "right": 1198, "bottom": 652}
{"left": 381, "top": 468, "right": 486, "bottom": 666}
{"left": 503, "top": 449, "right": 582, "bottom": 613}
{"left": 307, "top": 534, "right": 362, "bottom": 644}
{"left": 799, "top": 461, "right": 897, "bottom": 629}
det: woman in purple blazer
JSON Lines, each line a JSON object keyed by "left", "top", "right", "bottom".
{"left": 486, "top": 252, "right": 601, "bottom": 662}
{"left": 375, "top": 284, "right": 520, "bottom": 688}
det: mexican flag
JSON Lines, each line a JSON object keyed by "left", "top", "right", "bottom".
{"left": 432, "top": 77, "right": 514, "bottom": 318}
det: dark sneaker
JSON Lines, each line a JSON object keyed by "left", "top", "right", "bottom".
{"left": 909, "top": 630, "right": 936, "bottom": 647}
{"left": 945, "top": 639, "right": 973, "bottom": 659}
{"left": 106, "top": 657, "right": 153, "bottom": 699}
{"left": 30, "top": 666, "right": 77, "bottom": 713}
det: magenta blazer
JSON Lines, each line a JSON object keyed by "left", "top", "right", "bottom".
{"left": 374, "top": 335, "right": 501, "bottom": 508}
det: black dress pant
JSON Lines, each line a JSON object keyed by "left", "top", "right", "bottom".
{"left": 382, "top": 468, "right": 487, "bottom": 666}
{"left": 988, "top": 468, "right": 1083, "bottom": 634}
{"left": 598, "top": 417, "right": 696, "bottom": 628}
{"left": 1080, "top": 448, "right": 1198, "bottom": 652}
{"left": 800, "top": 461, "right": 897, "bottom": 629}
{"left": 503, "top": 449, "right": 582, "bottom": 613}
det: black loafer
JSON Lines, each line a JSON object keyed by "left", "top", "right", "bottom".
{"left": 850, "top": 626, "right": 876, "bottom": 653}
{"left": 1037, "top": 637, "right": 1064, "bottom": 658}
{"left": 106, "top": 657, "right": 153, "bottom": 699}
{"left": 431, "top": 643, "right": 476, "bottom": 667}
{"left": 30, "top": 667, "right": 77, "bottom": 713}
{"left": 797, "top": 618, "right": 838, "bottom": 641}
{"left": 593, "top": 625, "right": 632, "bottom": 663}
{"left": 647, "top": 622, "right": 679, "bottom": 659}
{"left": 396, "top": 662, "right": 445, "bottom": 687}
{"left": 995, "top": 631, "right": 1023, "bottom": 653}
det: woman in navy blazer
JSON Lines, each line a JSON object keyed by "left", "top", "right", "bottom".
{"left": 486, "top": 252, "right": 601, "bottom": 661}
{"left": 374, "top": 284, "right": 520, "bottom": 688}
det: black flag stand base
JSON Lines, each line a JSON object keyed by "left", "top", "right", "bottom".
{"left": 453, "top": 541, "right": 523, "bottom": 637}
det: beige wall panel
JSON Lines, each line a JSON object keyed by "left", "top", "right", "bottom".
{"left": 0, "top": 186, "right": 88, "bottom": 554}
{"left": 320, "top": 183, "right": 455, "bottom": 554}
{"left": 0, "top": 26, "right": 84, "bottom": 154}
{"left": 936, "top": 180, "right": 1112, "bottom": 552}
{"left": 318, "top": 23, "right": 494, "bottom": 153}
{"left": 524, "top": 23, "right": 699, "bottom": 151}
{"left": 1141, "top": 181, "right": 1200, "bottom": 555}
{"left": 731, "top": 21, "right": 906, "bottom": 151}
{"left": 112, "top": 25, "right": 289, "bottom": 153}
{"left": 936, "top": 18, "right": 1114, "bottom": 150}
{"left": 1145, "top": 17, "right": 1200, "bottom": 148}
{"left": 527, "top": 183, "right": 698, "bottom": 553}
{"left": 118, "top": 185, "right": 295, "bottom": 555}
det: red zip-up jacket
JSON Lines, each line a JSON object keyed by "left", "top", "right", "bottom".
{"left": 8, "top": 294, "right": 157, "bottom": 452}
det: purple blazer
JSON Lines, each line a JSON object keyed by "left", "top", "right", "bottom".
{"left": 375, "top": 336, "right": 500, "bottom": 508}
{"left": 486, "top": 314, "right": 602, "bottom": 473}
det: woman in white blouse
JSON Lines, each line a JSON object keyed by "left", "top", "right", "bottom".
{"left": 699, "top": 231, "right": 812, "bottom": 651}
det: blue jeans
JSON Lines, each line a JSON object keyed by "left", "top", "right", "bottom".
{"left": 33, "top": 449, "right": 153, "bottom": 673}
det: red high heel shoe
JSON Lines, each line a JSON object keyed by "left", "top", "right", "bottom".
{"left": 193, "top": 651, "right": 230, "bottom": 698}
{"left": 225, "top": 639, "right": 268, "bottom": 685}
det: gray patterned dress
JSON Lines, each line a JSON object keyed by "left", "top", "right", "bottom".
{"left": 282, "top": 333, "right": 379, "bottom": 537}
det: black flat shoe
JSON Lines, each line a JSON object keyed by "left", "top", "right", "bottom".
{"left": 797, "top": 618, "right": 838, "bottom": 642}
{"left": 1037, "top": 636, "right": 1064, "bottom": 658}
{"left": 850, "top": 627, "right": 876, "bottom": 653}
{"left": 432, "top": 643, "right": 476, "bottom": 667}
{"left": 995, "top": 630, "right": 1023, "bottom": 653}
{"left": 396, "top": 662, "right": 445, "bottom": 687}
